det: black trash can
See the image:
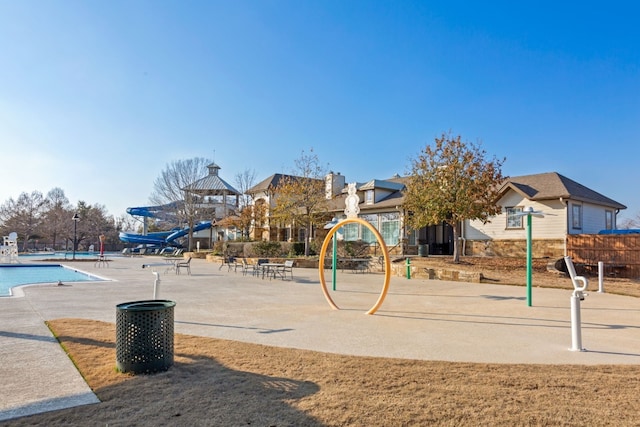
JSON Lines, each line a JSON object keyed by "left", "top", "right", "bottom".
{"left": 116, "top": 300, "right": 176, "bottom": 374}
{"left": 418, "top": 244, "right": 429, "bottom": 257}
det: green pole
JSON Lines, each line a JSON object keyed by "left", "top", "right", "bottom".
{"left": 332, "top": 233, "right": 337, "bottom": 291}
{"left": 526, "top": 213, "right": 532, "bottom": 307}
{"left": 406, "top": 257, "right": 411, "bottom": 279}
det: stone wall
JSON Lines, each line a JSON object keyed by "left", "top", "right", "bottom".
{"left": 464, "top": 239, "right": 564, "bottom": 258}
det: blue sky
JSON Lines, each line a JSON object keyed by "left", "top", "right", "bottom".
{"left": 1, "top": 1, "right": 639, "bottom": 222}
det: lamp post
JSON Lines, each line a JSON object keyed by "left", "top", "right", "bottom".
{"left": 72, "top": 212, "right": 80, "bottom": 260}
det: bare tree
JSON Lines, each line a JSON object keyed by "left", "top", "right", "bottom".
{"left": 150, "top": 157, "right": 211, "bottom": 251}
{"left": 72, "top": 202, "right": 116, "bottom": 252}
{"left": 234, "top": 169, "right": 257, "bottom": 209}
{"left": 0, "top": 191, "right": 49, "bottom": 251}
{"left": 403, "top": 132, "right": 506, "bottom": 263}
{"left": 42, "top": 187, "right": 72, "bottom": 250}
{"left": 618, "top": 214, "right": 640, "bottom": 229}
{"left": 271, "top": 149, "right": 330, "bottom": 256}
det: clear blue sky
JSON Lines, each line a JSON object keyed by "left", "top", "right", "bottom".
{"left": 1, "top": 1, "right": 639, "bottom": 222}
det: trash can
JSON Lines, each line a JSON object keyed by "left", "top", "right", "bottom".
{"left": 116, "top": 300, "right": 176, "bottom": 374}
{"left": 418, "top": 244, "right": 429, "bottom": 257}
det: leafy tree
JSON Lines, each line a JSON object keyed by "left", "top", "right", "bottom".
{"left": 271, "top": 149, "right": 330, "bottom": 256}
{"left": 403, "top": 132, "right": 506, "bottom": 263}
{"left": 150, "top": 157, "right": 212, "bottom": 251}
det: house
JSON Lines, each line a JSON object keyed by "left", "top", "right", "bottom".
{"left": 464, "top": 172, "right": 627, "bottom": 258}
{"left": 246, "top": 170, "right": 626, "bottom": 259}
{"left": 246, "top": 173, "right": 324, "bottom": 242}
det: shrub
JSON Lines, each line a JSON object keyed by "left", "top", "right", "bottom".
{"left": 252, "top": 240, "right": 283, "bottom": 257}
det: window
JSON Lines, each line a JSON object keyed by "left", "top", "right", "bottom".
{"left": 380, "top": 213, "right": 400, "bottom": 245}
{"left": 360, "top": 214, "right": 377, "bottom": 243}
{"left": 506, "top": 207, "right": 523, "bottom": 229}
{"left": 572, "top": 204, "right": 582, "bottom": 230}
{"left": 343, "top": 223, "right": 359, "bottom": 241}
{"left": 407, "top": 229, "right": 417, "bottom": 246}
{"left": 365, "top": 190, "right": 374, "bottom": 204}
{"left": 605, "top": 210, "right": 613, "bottom": 230}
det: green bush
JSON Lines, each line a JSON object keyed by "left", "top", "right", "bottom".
{"left": 253, "top": 240, "right": 283, "bottom": 257}
{"left": 291, "top": 242, "right": 305, "bottom": 256}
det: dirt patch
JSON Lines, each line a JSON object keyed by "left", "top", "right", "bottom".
{"left": 5, "top": 258, "right": 640, "bottom": 426}
{"left": 2, "top": 319, "right": 636, "bottom": 426}
{"left": 411, "top": 256, "right": 640, "bottom": 297}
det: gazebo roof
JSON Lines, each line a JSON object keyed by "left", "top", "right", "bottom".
{"left": 183, "top": 163, "right": 241, "bottom": 196}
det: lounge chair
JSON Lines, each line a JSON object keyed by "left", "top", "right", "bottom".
{"left": 176, "top": 257, "right": 192, "bottom": 275}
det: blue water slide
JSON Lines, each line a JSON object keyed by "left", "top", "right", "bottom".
{"left": 118, "top": 230, "right": 173, "bottom": 245}
{"left": 118, "top": 221, "right": 212, "bottom": 246}
{"left": 126, "top": 205, "right": 168, "bottom": 218}
{"left": 165, "top": 221, "right": 212, "bottom": 242}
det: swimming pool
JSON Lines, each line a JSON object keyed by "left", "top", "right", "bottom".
{"left": 0, "top": 264, "right": 107, "bottom": 297}
{"left": 18, "top": 252, "right": 121, "bottom": 261}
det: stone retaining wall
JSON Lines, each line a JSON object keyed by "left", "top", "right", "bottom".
{"left": 464, "top": 239, "right": 564, "bottom": 258}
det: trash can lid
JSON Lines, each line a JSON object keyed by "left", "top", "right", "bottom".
{"left": 116, "top": 300, "right": 176, "bottom": 311}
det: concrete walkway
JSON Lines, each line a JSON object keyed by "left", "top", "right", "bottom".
{"left": 1, "top": 255, "right": 640, "bottom": 421}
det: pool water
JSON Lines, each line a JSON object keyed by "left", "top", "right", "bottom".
{"left": 0, "top": 264, "right": 106, "bottom": 296}
{"left": 19, "top": 252, "right": 120, "bottom": 261}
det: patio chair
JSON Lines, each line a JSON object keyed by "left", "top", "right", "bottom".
{"left": 242, "top": 258, "right": 261, "bottom": 277}
{"left": 232, "top": 257, "right": 245, "bottom": 273}
{"left": 176, "top": 257, "right": 192, "bottom": 275}
{"left": 277, "top": 260, "right": 294, "bottom": 280}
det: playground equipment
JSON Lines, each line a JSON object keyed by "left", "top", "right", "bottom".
{"left": 564, "top": 256, "right": 588, "bottom": 352}
{"left": 0, "top": 233, "right": 19, "bottom": 263}
{"left": 318, "top": 183, "right": 391, "bottom": 315}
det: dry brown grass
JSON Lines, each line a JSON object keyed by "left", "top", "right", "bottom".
{"left": 415, "top": 256, "right": 640, "bottom": 297}
{"left": 2, "top": 318, "right": 638, "bottom": 426}
{"left": 5, "top": 258, "right": 640, "bottom": 426}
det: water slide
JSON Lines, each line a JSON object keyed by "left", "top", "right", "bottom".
{"left": 120, "top": 204, "right": 212, "bottom": 246}
{"left": 119, "top": 221, "right": 212, "bottom": 246}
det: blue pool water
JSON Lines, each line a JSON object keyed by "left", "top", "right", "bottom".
{"left": 19, "top": 252, "right": 120, "bottom": 261}
{"left": 0, "top": 264, "right": 106, "bottom": 296}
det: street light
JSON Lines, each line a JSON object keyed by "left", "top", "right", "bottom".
{"left": 72, "top": 212, "right": 80, "bottom": 260}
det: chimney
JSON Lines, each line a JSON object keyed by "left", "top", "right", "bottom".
{"left": 325, "top": 172, "right": 345, "bottom": 199}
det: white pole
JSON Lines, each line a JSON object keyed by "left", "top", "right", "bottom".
{"left": 570, "top": 291, "right": 585, "bottom": 351}
{"left": 153, "top": 271, "right": 161, "bottom": 299}
{"left": 598, "top": 261, "right": 605, "bottom": 293}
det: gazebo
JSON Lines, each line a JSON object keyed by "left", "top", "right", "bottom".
{"left": 182, "top": 163, "right": 242, "bottom": 244}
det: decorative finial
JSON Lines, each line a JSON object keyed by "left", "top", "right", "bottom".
{"left": 344, "top": 183, "right": 360, "bottom": 218}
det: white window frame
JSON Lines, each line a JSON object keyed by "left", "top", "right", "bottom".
{"left": 605, "top": 210, "right": 613, "bottom": 230}
{"left": 506, "top": 207, "right": 523, "bottom": 229}
{"left": 365, "top": 190, "right": 374, "bottom": 205}
{"left": 572, "top": 204, "right": 582, "bottom": 230}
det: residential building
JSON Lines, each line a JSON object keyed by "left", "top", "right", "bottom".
{"left": 247, "top": 170, "right": 626, "bottom": 259}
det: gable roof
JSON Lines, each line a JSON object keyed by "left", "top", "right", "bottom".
{"left": 247, "top": 173, "right": 313, "bottom": 194}
{"left": 502, "top": 172, "right": 626, "bottom": 210}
